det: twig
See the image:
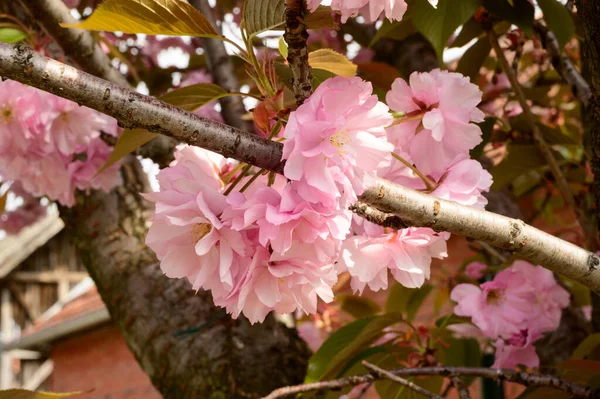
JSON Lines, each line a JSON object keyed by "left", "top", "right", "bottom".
{"left": 451, "top": 377, "right": 471, "bottom": 399}
{"left": 533, "top": 21, "right": 591, "bottom": 106}
{"left": 362, "top": 361, "right": 445, "bottom": 399}
{"left": 189, "top": 0, "right": 253, "bottom": 132}
{"left": 2, "top": 42, "right": 600, "bottom": 293}
{"left": 261, "top": 366, "right": 599, "bottom": 399}
{"left": 478, "top": 241, "right": 508, "bottom": 263}
{"left": 284, "top": 0, "right": 312, "bottom": 105}
{"left": 487, "top": 28, "right": 597, "bottom": 251}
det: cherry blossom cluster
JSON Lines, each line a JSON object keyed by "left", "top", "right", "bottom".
{"left": 146, "top": 70, "right": 492, "bottom": 323}
{"left": 0, "top": 80, "right": 121, "bottom": 210}
{"left": 307, "top": 0, "right": 408, "bottom": 22}
{"left": 451, "top": 260, "right": 570, "bottom": 368}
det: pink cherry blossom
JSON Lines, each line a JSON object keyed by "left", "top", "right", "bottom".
{"left": 144, "top": 145, "right": 250, "bottom": 300}
{"left": 307, "top": 0, "right": 407, "bottom": 23}
{"left": 465, "top": 261, "right": 487, "bottom": 280}
{"left": 340, "top": 227, "right": 448, "bottom": 293}
{"left": 69, "top": 137, "right": 122, "bottom": 194}
{"left": 492, "top": 329, "right": 542, "bottom": 369}
{"left": 430, "top": 158, "right": 493, "bottom": 209}
{"left": 282, "top": 76, "right": 393, "bottom": 207}
{"left": 222, "top": 244, "right": 337, "bottom": 323}
{"left": 386, "top": 69, "right": 484, "bottom": 176}
{"left": 224, "top": 183, "right": 350, "bottom": 256}
{"left": 451, "top": 260, "right": 569, "bottom": 339}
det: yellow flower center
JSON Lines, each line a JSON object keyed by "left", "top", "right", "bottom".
{"left": 329, "top": 130, "right": 351, "bottom": 154}
{"left": 2, "top": 108, "right": 11, "bottom": 122}
{"left": 191, "top": 223, "right": 212, "bottom": 243}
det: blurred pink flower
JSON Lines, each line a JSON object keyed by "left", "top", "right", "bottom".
{"left": 307, "top": 0, "right": 407, "bottom": 22}
{"left": 464, "top": 261, "right": 487, "bottom": 280}
{"left": 492, "top": 329, "right": 541, "bottom": 369}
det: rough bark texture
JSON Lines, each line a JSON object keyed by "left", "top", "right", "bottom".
{"left": 61, "top": 157, "right": 309, "bottom": 398}
{"left": 2, "top": 42, "right": 599, "bottom": 294}
{"left": 190, "top": 0, "right": 253, "bottom": 132}
{"left": 284, "top": 0, "right": 313, "bottom": 105}
{"left": 576, "top": 0, "right": 600, "bottom": 332}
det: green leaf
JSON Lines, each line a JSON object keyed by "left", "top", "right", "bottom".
{"left": 456, "top": 38, "right": 491, "bottom": 83}
{"left": 440, "top": 338, "right": 481, "bottom": 385}
{"left": 537, "top": 0, "right": 574, "bottom": 49}
{"left": 470, "top": 117, "right": 496, "bottom": 159}
{"left": 374, "top": 352, "right": 443, "bottom": 399}
{"left": 278, "top": 37, "right": 288, "bottom": 59}
{"left": 370, "top": 18, "right": 417, "bottom": 47}
{"left": 339, "top": 295, "right": 381, "bottom": 319}
{"left": 99, "top": 83, "right": 228, "bottom": 173}
{"left": 386, "top": 284, "right": 433, "bottom": 322}
{"left": 243, "top": 1, "right": 335, "bottom": 38}
{"left": 0, "top": 390, "right": 81, "bottom": 398}
{"left": 572, "top": 334, "right": 600, "bottom": 360}
{"left": 243, "top": 0, "right": 286, "bottom": 37}
{"left": 482, "top": 0, "right": 535, "bottom": 37}
{"left": 61, "top": 0, "right": 219, "bottom": 37}
{"left": 309, "top": 49, "right": 357, "bottom": 77}
{"left": 305, "top": 313, "right": 404, "bottom": 383}
{"left": 0, "top": 28, "right": 27, "bottom": 44}
{"left": 411, "top": 0, "right": 480, "bottom": 60}
{"left": 435, "top": 314, "right": 471, "bottom": 328}
{"left": 490, "top": 145, "right": 549, "bottom": 189}
{"left": 450, "top": 17, "right": 483, "bottom": 48}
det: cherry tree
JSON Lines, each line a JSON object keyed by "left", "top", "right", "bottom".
{"left": 1, "top": 0, "right": 600, "bottom": 398}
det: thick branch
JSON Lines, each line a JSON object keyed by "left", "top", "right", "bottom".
{"left": 284, "top": 0, "right": 312, "bottom": 104}
{"left": 487, "top": 28, "right": 597, "bottom": 250}
{"left": 17, "top": 0, "right": 129, "bottom": 87}
{"left": 1, "top": 43, "right": 600, "bottom": 294}
{"left": 189, "top": 0, "right": 253, "bottom": 131}
{"left": 262, "top": 366, "right": 599, "bottom": 399}
{"left": 18, "top": 0, "right": 177, "bottom": 166}
{"left": 361, "top": 177, "right": 600, "bottom": 293}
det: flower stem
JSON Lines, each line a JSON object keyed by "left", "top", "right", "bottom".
{"left": 390, "top": 113, "right": 424, "bottom": 126}
{"left": 224, "top": 163, "right": 252, "bottom": 195}
{"left": 391, "top": 152, "right": 436, "bottom": 191}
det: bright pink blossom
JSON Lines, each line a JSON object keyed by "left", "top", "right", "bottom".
{"left": 340, "top": 227, "right": 448, "bottom": 293}
{"left": 282, "top": 76, "right": 393, "bottom": 207}
{"left": 430, "top": 158, "right": 492, "bottom": 209}
{"left": 386, "top": 69, "right": 484, "bottom": 176}
{"left": 222, "top": 245, "right": 337, "bottom": 323}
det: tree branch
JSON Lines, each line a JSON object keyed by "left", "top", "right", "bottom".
{"left": 284, "top": 0, "right": 312, "bottom": 104}
{"left": 362, "top": 361, "right": 444, "bottom": 399}
{"left": 487, "top": 28, "right": 597, "bottom": 251}
{"left": 1, "top": 42, "right": 600, "bottom": 294}
{"left": 533, "top": 21, "right": 591, "bottom": 106}
{"left": 189, "top": 0, "right": 253, "bottom": 132}
{"left": 450, "top": 377, "right": 471, "bottom": 399}
{"left": 17, "top": 0, "right": 177, "bottom": 167}
{"left": 261, "top": 366, "right": 599, "bottom": 399}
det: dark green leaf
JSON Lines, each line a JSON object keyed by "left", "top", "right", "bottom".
{"left": 490, "top": 145, "right": 549, "bottom": 189}
{"left": 406, "top": 285, "right": 433, "bottom": 322}
{"left": 0, "top": 28, "right": 27, "bottom": 44}
{"left": 470, "top": 117, "right": 496, "bottom": 159}
{"left": 370, "top": 18, "right": 417, "bottom": 46}
{"left": 456, "top": 38, "right": 492, "bottom": 83}
{"left": 411, "top": 0, "right": 480, "bottom": 60}
{"left": 440, "top": 338, "right": 481, "bottom": 385}
{"left": 305, "top": 314, "right": 404, "bottom": 383}
{"left": 482, "top": 0, "right": 535, "bottom": 37}
{"left": 537, "top": 0, "right": 574, "bottom": 49}
{"left": 385, "top": 284, "right": 433, "bottom": 322}
{"left": 450, "top": 17, "right": 483, "bottom": 48}
{"left": 572, "top": 334, "right": 600, "bottom": 360}
{"left": 435, "top": 314, "right": 472, "bottom": 328}
{"left": 339, "top": 295, "right": 382, "bottom": 319}
{"left": 244, "top": 1, "right": 336, "bottom": 37}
